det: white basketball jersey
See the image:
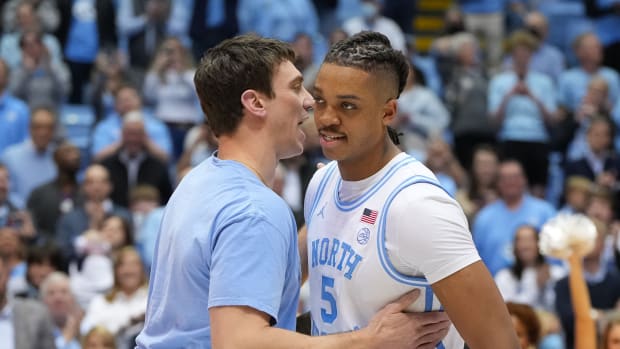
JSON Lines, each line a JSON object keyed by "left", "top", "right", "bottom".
{"left": 306, "top": 156, "right": 464, "bottom": 349}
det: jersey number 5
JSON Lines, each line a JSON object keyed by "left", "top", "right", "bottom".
{"left": 321, "top": 275, "right": 337, "bottom": 323}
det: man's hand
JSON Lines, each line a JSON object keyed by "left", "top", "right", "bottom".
{"left": 364, "top": 289, "right": 451, "bottom": 349}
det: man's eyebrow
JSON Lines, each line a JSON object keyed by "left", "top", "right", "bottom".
{"left": 335, "top": 94, "right": 360, "bottom": 100}
{"left": 289, "top": 75, "right": 304, "bottom": 86}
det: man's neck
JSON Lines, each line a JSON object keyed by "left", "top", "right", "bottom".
{"left": 504, "top": 195, "right": 524, "bottom": 210}
{"left": 338, "top": 137, "right": 401, "bottom": 181}
{"left": 581, "top": 62, "right": 599, "bottom": 74}
{"left": 217, "top": 135, "right": 277, "bottom": 188}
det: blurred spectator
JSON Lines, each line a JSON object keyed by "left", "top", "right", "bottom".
{"left": 0, "top": 58, "right": 30, "bottom": 155}
{"left": 80, "top": 247, "right": 147, "bottom": 336}
{"left": 559, "top": 176, "right": 593, "bottom": 214}
{"left": 82, "top": 325, "right": 116, "bottom": 349}
{"left": 394, "top": 64, "right": 449, "bottom": 160}
{"left": 430, "top": 6, "right": 467, "bottom": 86}
{"left": 55, "top": 164, "right": 131, "bottom": 262}
{"left": 473, "top": 159, "right": 556, "bottom": 276}
{"left": 40, "top": 271, "right": 83, "bottom": 349}
{"left": 554, "top": 218, "right": 620, "bottom": 348}
{"left": 0, "top": 163, "right": 19, "bottom": 226}
{"left": 455, "top": 144, "right": 498, "bottom": 223}
{"left": 342, "top": 0, "right": 405, "bottom": 52}
{"left": 583, "top": 0, "right": 620, "bottom": 73}
{"left": 17, "top": 243, "right": 63, "bottom": 299}
{"left": 506, "top": 301, "right": 542, "bottom": 349}
{"left": 9, "top": 29, "right": 71, "bottom": 109}
{"left": 2, "top": 0, "right": 59, "bottom": 33}
{"left": 74, "top": 214, "right": 133, "bottom": 263}
{"left": 1, "top": 107, "right": 58, "bottom": 208}
{"left": 27, "top": 141, "right": 82, "bottom": 241}
{"left": 90, "top": 50, "right": 133, "bottom": 122}
{"left": 602, "top": 312, "right": 620, "bottom": 349}
{"left": 503, "top": 11, "right": 565, "bottom": 82}
{"left": 494, "top": 225, "right": 566, "bottom": 312}
{"left": 176, "top": 121, "right": 217, "bottom": 173}
{"left": 424, "top": 137, "right": 466, "bottom": 198}
{"left": 0, "top": 1, "right": 63, "bottom": 70}
{"left": 128, "top": 185, "right": 159, "bottom": 240}
{"left": 91, "top": 85, "right": 172, "bottom": 163}
{"left": 328, "top": 27, "right": 348, "bottom": 46}
{"left": 586, "top": 185, "right": 616, "bottom": 226}
{"left": 557, "top": 33, "right": 620, "bottom": 116}
{"left": 117, "top": 0, "right": 171, "bottom": 77}
{"left": 56, "top": 0, "right": 117, "bottom": 104}
{"left": 291, "top": 32, "right": 320, "bottom": 91}
{"left": 0, "top": 226, "right": 28, "bottom": 298}
{"left": 0, "top": 256, "right": 57, "bottom": 349}
{"left": 489, "top": 30, "right": 557, "bottom": 197}
{"left": 188, "top": 0, "right": 238, "bottom": 62}
{"left": 99, "top": 112, "right": 172, "bottom": 208}
{"left": 143, "top": 37, "right": 201, "bottom": 159}
{"left": 237, "top": 0, "right": 320, "bottom": 44}
{"left": 444, "top": 33, "right": 494, "bottom": 170}
{"left": 536, "top": 309, "right": 565, "bottom": 349}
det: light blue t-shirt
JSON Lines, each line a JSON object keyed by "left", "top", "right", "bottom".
{"left": 489, "top": 71, "right": 556, "bottom": 142}
{"left": 136, "top": 156, "right": 301, "bottom": 348}
{"left": 473, "top": 195, "right": 556, "bottom": 276}
{"left": 64, "top": 0, "right": 99, "bottom": 63}
{"left": 557, "top": 66, "right": 620, "bottom": 112}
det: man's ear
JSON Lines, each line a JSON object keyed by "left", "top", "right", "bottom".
{"left": 382, "top": 98, "right": 398, "bottom": 125}
{"left": 241, "top": 90, "right": 267, "bottom": 118}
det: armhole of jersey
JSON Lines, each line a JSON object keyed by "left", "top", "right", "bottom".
{"left": 376, "top": 175, "right": 451, "bottom": 288}
{"left": 334, "top": 156, "right": 418, "bottom": 212}
{"left": 307, "top": 162, "right": 338, "bottom": 226}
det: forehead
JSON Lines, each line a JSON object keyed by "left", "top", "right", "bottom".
{"left": 272, "top": 60, "right": 302, "bottom": 85}
{"left": 314, "top": 63, "right": 374, "bottom": 93}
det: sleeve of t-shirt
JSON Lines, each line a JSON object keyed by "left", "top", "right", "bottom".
{"left": 208, "top": 214, "right": 290, "bottom": 324}
{"left": 385, "top": 183, "right": 480, "bottom": 284}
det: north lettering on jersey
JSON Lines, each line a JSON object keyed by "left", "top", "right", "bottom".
{"left": 311, "top": 237, "right": 363, "bottom": 280}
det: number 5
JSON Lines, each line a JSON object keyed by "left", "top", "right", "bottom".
{"left": 321, "top": 275, "right": 337, "bottom": 323}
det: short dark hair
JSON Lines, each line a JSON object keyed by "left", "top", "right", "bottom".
{"left": 194, "top": 34, "right": 296, "bottom": 137}
{"left": 323, "top": 31, "right": 409, "bottom": 98}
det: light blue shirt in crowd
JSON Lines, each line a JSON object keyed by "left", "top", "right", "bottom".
{"left": 1, "top": 140, "right": 57, "bottom": 209}
{"left": 237, "top": 0, "right": 319, "bottom": 43}
{"left": 473, "top": 194, "right": 556, "bottom": 276}
{"left": 557, "top": 66, "right": 620, "bottom": 112}
{"left": 54, "top": 327, "right": 81, "bottom": 349}
{"left": 489, "top": 71, "right": 556, "bottom": 142}
{"left": 458, "top": 0, "right": 508, "bottom": 13}
{"left": 0, "top": 33, "right": 64, "bottom": 70}
{"left": 64, "top": 0, "right": 99, "bottom": 63}
{"left": 0, "top": 92, "right": 29, "bottom": 155}
{"left": 136, "top": 156, "right": 301, "bottom": 348}
{"left": 0, "top": 304, "right": 15, "bottom": 349}
{"left": 503, "top": 43, "right": 566, "bottom": 82}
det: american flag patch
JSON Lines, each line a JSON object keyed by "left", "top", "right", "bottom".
{"left": 360, "top": 208, "right": 378, "bottom": 225}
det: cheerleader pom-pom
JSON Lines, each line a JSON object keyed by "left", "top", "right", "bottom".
{"left": 539, "top": 213, "right": 597, "bottom": 259}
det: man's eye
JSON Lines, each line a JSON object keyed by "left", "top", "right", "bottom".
{"left": 342, "top": 102, "right": 356, "bottom": 110}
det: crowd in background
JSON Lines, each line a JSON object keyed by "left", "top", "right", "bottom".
{"left": 0, "top": 0, "right": 620, "bottom": 348}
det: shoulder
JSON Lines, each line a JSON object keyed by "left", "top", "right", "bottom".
{"left": 13, "top": 298, "right": 48, "bottom": 317}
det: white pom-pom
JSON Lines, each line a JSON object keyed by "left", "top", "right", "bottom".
{"left": 539, "top": 214, "right": 598, "bottom": 259}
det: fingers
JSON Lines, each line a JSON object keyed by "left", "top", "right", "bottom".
{"left": 413, "top": 324, "right": 450, "bottom": 349}
{"left": 387, "top": 289, "right": 421, "bottom": 312}
{"left": 407, "top": 310, "right": 450, "bottom": 325}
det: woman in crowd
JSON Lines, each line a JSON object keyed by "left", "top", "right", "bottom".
{"left": 507, "top": 302, "right": 542, "bottom": 349}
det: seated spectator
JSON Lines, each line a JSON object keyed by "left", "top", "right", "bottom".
{"left": 559, "top": 176, "right": 593, "bottom": 214}
{"left": 176, "top": 121, "right": 217, "bottom": 173}
{"left": 506, "top": 302, "right": 542, "bottom": 349}
{"left": 81, "top": 247, "right": 148, "bottom": 336}
{"left": 27, "top": 141, "right": 82, "bottom": 241}
{"left": 494, "top": 225, "right": 566, "bottom": 312}
{"left": 90, "top": 50, "right": 134, "bottom": 122}
{"left": 128, "top": 185, "right": 160, "bottom": 238}
{"left": 0, "top": 227, "right": 28, "bottom": 298}
{"left": 1, "top": 107, "right": 58, "bottom": 208}
{"left": 99, "top": 112, "right": 172, "bottom": 208}
{"left": 2, "top": 0, "right": 59, "bottom": 34}
{"left": 424, "top": 137, "right": 466, "bottom": 197}
{"left": 9, "top": 29, "right": 71, "bottom": 109}
{"left": 455, "top": 144, "right": 498, "bottom": 223}
{"left": 342, "top": 0, "right": 405, "bottom": 52}
{"left": 56, "top": 164, "right": 131, "bottom": 263}
{"left": 16, "top": 243, "right": 63, "bottom": 299}
{"left": 143, "top": 37, "right": 202, "bottom": 159}
{"left": 91, "top": 85, "right": 172, "bottom": 163}
{"left": 82, "top": 325, "right": 116, "bottom": 349}
{"left": 75, "top": 214, "right": 133, "bottom": 261}
{"left": 40, "top": 271, "right": 84, "bottom": 349}
{"left": 0, "top": 257, "right": 56, "bottom": 349}
{"left": 0, "top": 1, "right": 63, "bottom": 70}
{"left": 0, "top": 58, "right": 30, "bottom": 155}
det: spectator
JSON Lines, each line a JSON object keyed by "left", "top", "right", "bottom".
{"left": 17, "top": 244, "right": 64, "bottom": 299}
{"left": 291, "top": 32, "right": 320, "bottom": 91}
{"left": 0, "top": 1, "right": 63, "bottom": 70}
{"left": 80, "top": 247, "right": 148, "bottom": 336}
{"left": 506, "top": 302, "right": 542, "bottom": 349}
{"left": 143, "top": 36, "right": 201, "bottom": 159}
{"left": 99, "top": 112, "right": 172, "bottom": 208}
{"left": 583, "top": 0, "right": 620, "bottom": 73}
{"left": 2, "top": 0, "right": 60, "bottom": 34}
{"left": 9, "top": 29, "right": 71, "bottom": 109}
{"left": 176, "top": 121, "right": 217, "bottom": 173}
{"left": 503, "top": 11, "right": 565, "bottom": 82}
{"left": 494, "top": 225, "right": 566, "bottom": 312}
{"left": 0, "top": 164, "right": 20, "bottom": 227}
{"left": 128, "top": 185, "right": 159, "bottom": 240}
{"left": 602, "top": 312, "right": 620, "bottom": 349}
{"left": 27, "top": 141, "right": 82, "bottom": 241}
{"left": 82, "top": 326, "right": 116, "bottom": 349}
{"left": 1, "top": 107, "right": 58, "bottom": 208}
{"left": 90, "top": 50, "right": 133, "bottom": 122}
{"left": 0, "top": 58, "right": 30, "bottom": 155}
{"left": 559, "top": 176, "right": 593, "bottom": 214}
{"left": 0, "top": 226, "right": 28, "bottom": 298}
{"left": 455, "top": 144, "right": 499, "bottom": 223}
{"left": 0, "top": 256, "right": 57, "bottom": 349}
{"left": 40, "top": 271, "right": 84, "bottom": 349}
{"left": 444, "top": 33, "right": 494, "bottom": 170}
{"left": 489, "top": 30, "right": 557, "bottom": 197}
{"left": 91, "top": 85, "right": 172, "bottom": 163}
{"left": 187, "top": 0, "right": 239, "bottom": 61}
{"left": 473, "top": 159, "right": 556, "bottom": 276}
{"left": 342, "top": 0, "right": 406, "bottom": 52}
{"left": 424, "top": 137, "right": 466, "bottom": 198}
{"left": 56, "top": 0, "right": 117, "bottom": 104}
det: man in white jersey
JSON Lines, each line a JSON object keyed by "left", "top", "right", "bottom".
{"left": 304, "top": 31, "right": 520, "bottom": 348}
{"left": 137, "top": 34, "right": 451, "bottom": 349}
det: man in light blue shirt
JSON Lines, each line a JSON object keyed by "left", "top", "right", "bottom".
{"left": 473, "top": 160, "right": 556, "bottom": 276}
{"left": 1, "top": 107, "right": 58, "bottom": 208}
{"left": 0, "top": 60, "right": 29, "bottom": 155}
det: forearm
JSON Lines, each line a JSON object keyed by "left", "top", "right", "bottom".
{"left": 568, "top": 254, "right": 597, "bottom": 349}
{"left": 298, "top": 225, "right": 308, "bottom": 283}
